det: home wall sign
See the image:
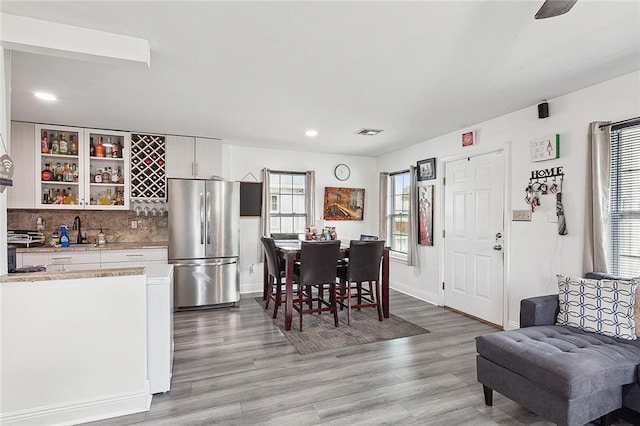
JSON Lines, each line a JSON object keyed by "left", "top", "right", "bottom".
{"left": 531, "top": 134, "right": 560, "bottom": 162}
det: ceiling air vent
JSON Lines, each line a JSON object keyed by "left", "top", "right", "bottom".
{"left": 355, "top": 128, "right": 384, "bottom": 136}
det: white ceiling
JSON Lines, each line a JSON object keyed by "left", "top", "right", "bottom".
{"left": 2, "top": 1, "right": 639, "bottom": 156}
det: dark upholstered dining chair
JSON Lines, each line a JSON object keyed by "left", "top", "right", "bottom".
{"left": 271, "top": 233, "right": 299, "bottom": 240}
{"left": 293, "top": 240, "right": 341, "bottom": 331}
{"left": 261, "top": 236, "right": 288, "bottom": 319}
{"left": 337, "top": 240, "right": 385, "bottom": 325}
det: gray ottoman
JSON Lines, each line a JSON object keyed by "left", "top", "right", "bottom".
{"left": 476, "top": 325, "right": 640, "bottom": 426}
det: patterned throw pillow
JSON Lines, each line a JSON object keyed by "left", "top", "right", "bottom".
{"left": 556, "top": 274, "right": 638, "bottom": 340}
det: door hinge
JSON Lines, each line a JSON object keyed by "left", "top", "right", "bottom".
{"left": 443, "top": 177, "right": 446, "bottom": 185}
{"left": 442, "top": 229, "right": 445, "bottom": 238}
{"left": 442, "top": 282, "right": 445, "bottom": 290}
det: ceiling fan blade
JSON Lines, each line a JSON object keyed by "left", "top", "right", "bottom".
{"left": 535, "top": 0, "right": 578, "bottom": 19}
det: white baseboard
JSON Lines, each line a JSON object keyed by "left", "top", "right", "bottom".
{"left": 506, "top": 320, "right": 520, "bottom": 330}
{"left": 390, "top": 282, "right": 439, "bottom": 306}
{"left": 241, "top": 282, "right": 263, "bottom": 294}
{"left": 0, "top": 387, "right": 151, "bottom": 426}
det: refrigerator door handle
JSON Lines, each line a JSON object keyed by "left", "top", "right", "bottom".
{"left": 199, "top": 192, "right": 205, "bottom": 245}
{"left": 206, "top": 191, "right": 212, "bottom": 245}
{"left": 171, "top": 259, "right": 237, "bottom": 267}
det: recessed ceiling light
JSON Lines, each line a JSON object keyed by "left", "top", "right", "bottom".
{"left": 355, "top": 128, "right": 383, "bottom": 136}
{"left": 34, "top": 92, "right": 57, "bottom": 101}
{"left": 305, "top": 129, "right": 318, "bottom": 137}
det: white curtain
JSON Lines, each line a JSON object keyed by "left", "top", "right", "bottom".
{"left": 379, "top": 172, "right": 389, "bottom": 240}
{"left": 407, "top": 166, "right": 419, "bottom": 266}
{"left": 583, "top": 122, "right": 611, "bottom": 274}
{"left": 305, "top": 170, "right": 316, "bottom": 228}
{"left": 259, "top": 168, "right": 271, "bottom": 262}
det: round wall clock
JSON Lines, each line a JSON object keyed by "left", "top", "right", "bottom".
{"left": 334, "top": 163, "right": 351, "bottom": 181}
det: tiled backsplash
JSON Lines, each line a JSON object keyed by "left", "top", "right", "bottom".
{"left": 8, "top": 209, "right": 168, "bottom": 244}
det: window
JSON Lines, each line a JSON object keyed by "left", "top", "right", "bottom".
{"left": 269, "top": 172, "right": 307, "bottom": 235}
{"left": 388, "top": 171, "right": 410, "bottom": 254}
{"left": 610, "top": 123, "right": 640, "bottom": 276}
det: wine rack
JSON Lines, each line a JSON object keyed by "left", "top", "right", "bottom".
{"left": 130, "top": 133, "right": 166, "bottom": 201}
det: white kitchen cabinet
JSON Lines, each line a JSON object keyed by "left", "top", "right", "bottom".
{"left": 100, "top": 247, "right": 168, "bottom": 268}
{"left": 20, "top": 251, "right": 101, "bottom": 272}
{"left": 165, "top": 135, "right": 222, "bottom": 179}
{"left": 8, "top": 122, "right": 36, "bottom": 209}
{"left": 34, "top": 124, "right": 130, "bottom": 210}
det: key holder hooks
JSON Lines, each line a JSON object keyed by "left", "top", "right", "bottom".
{"left": 525, "top": 166, "right": 565, "bottom": 211}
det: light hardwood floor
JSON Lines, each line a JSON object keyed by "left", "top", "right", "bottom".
{"left": 86, "top": 290, "right": 630, "bottom": 425}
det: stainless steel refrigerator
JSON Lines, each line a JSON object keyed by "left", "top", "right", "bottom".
{"left": 168, "top": 178, "right": 240, "bottom": 308}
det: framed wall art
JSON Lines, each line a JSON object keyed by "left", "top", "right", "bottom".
{"left": 323, "top": 187, "right": 365, "bottom": 221}
{"left": 418, "top": 184, "right": 434, "bottom": 246}
{"left": 417, "top": 157, "right": 436, "bottom": 181}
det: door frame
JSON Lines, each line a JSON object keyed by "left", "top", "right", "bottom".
{"left": 437, "top": 143, "right": 512, "bottom": 329}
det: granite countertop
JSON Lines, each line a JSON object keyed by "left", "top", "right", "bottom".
{"left": 0, "top": 267, "right": 146, "bottom": 283}
{"left": 16, "top": 241, "right": 168, "bottom": 253}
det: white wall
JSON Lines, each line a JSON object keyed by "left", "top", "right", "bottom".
{"left": 376, "top": 71, "right": 640, "bottom": 329}
{"left": 221, "top": 144, "right": 377, "bottom": 293}
{"left": 0, "top": 48, "right": 10, "bottom": 276}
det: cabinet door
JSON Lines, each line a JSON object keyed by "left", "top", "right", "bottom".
{"left": 165, "top": 135, "right": 195, "bottom": 178}
{"left": 84, "top": 129, "right": 130, "bottom": 210}
{"left": 35, "top": 124, "right": 85, "bottom": 209}
{"left": 194, "top": 138, "right": 222, "bottom": 179}
{"left": 8, "top": 122, "right": 36, "bottom": 209}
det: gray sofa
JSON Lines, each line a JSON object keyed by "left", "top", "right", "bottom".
{"left": 476, "top": 292, "right": 640, "bottom": 426}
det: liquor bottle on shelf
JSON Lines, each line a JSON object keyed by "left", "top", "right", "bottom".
{"left": 59, "top": 132, "right": 68, "bottom": 154}
{"left": 63, "top": 163, "right": 73, "bottom": 182}
{"left": 112, "top": 139, "right": 119, "bottom": 158}
{"left": 72, "top": 163, "right": 79, "bottom": 182}
{"left": 117, "top": 166, "right": 124, "bottom": 184}
{"left": 51, "top": 134, "right": 60, "bottom": 154}
{"left": 41, "top": 131, "right": 50, "bottom": 154}
{"left": 89, "top": 165, "right": 95, "bottom": 183}
{"left": 94, "top": 168, "right": 103, "bottom": 183}
{"left": 41, "top": 163, "right": 54, "bottom": 181}
{"left": 95, "top": 136, "right": 105, "bottom": 157}
{"left": 69, "top": 134, "right": 78, "bottom": 155}
{"left": 101, "top": 167, "right": 111, "bottom": 182}
{"left": 105, "top": 138, "right": 113, "bottom": 157}
{"left": 90, "top": 137, "right": 95, "bottom": 157}
{"left": 55, "top": 163, "right": 63, "bottom": 181}
{"left": 111, "top": 167, "right": 119, "bottom": 183}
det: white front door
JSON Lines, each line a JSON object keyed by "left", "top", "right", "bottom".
{"left": 443, "top": 151, "right": 505, "bottom": 325}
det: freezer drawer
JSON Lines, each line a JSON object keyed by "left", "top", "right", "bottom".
{"left": 172, "top": 259, "right": 239, "bottom": 308}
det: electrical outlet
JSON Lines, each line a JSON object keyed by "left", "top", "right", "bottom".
{"left": 249, "top": 264, "right": 255, "bottom": 274}
{"left": 512, "top": 209, "right": 532, "bottom": 221}
{"left": 131, "top": 220, "right": 138, "bottom": 229}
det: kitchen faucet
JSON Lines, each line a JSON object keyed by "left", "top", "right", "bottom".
{"left": 72, "top": 216, "right": 82, "bottom": 244}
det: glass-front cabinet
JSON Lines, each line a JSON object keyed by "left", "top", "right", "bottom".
{"left": 35, "top": 124, "right": 130, "bottom": 210}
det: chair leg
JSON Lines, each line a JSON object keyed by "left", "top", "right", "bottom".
{"left": 265, "top": 275, "right": 273, "bottom": 310}
{"left": 299, "top": 285, "right": 305, "bottom": 332}
{"left": 331, "top": 283, "right": 339, "bottom": 327}
{"left": 347, "top": 281, "right": 352, "bottom": 326}
{"left": 374, "top": 279, "right": 383, "bottom": 321}
{"left": 318, "top": 284, "right": 323, "bottom": 313}
{"left": 272, "top": 281, "right": 281, "bottom": 319}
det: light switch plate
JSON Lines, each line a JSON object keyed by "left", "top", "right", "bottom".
{"left": 131, "top": 220, "right": 138, "bottom": 229}
{"left": 512, "top": 210, "right": 532, "bottom": 221}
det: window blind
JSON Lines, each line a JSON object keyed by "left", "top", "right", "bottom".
{"left": 610, "top": 123, "right": 640, "bottom": 277}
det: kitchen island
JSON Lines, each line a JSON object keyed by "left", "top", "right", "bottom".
{"left": 0, "top": 267, "right": 152, "bottom": 425}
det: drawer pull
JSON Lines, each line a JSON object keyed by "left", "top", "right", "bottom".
{"left": 51, "top": 257, "right": 72, "bottom": 261}
{"left": 126, "top": 254, "right": 145, "bottom": 257}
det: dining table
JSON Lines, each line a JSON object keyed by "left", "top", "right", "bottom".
{"left": 263, "top": 239, "right": 390, "bottom": 331}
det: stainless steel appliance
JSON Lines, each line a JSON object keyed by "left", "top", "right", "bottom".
{"left": 168, "top": 178, "right": 240, "bottom": 308}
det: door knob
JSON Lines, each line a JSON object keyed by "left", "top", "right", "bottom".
{"left": 493, "top": 244, "right": 502, "bottom": 251}
{"left": 495, "top": 232, "right": 502, "bottom": 239}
